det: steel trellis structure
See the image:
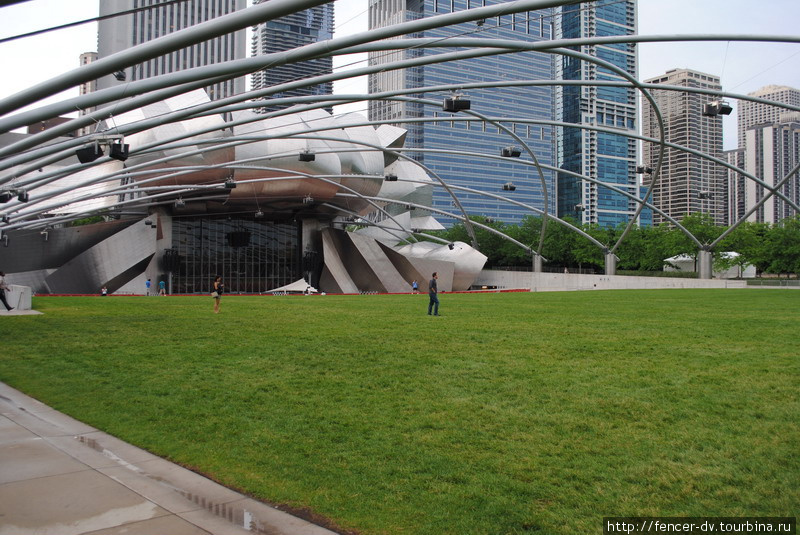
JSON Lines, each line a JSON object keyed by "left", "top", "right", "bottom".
{"left": 1, "top": 0, "right": 798, "bottom": 280}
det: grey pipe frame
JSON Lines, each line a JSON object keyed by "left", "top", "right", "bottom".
{"left": 0, "top": 109, "right": 765, "bottom": 250}
{"left": 3, "top": 28, "right": 797, "bottom": 140}
{"left": 6, "top": 31, "right": 793, "bottom": 164}
{"left": 2, "top": 1, "right": 798, "bottom": 257}
{"left": 3, "top": 33, "right": 797, "bottom": 175}
{"left": 6, "top": 81, "right": 797, "bottom": 225}
{"left": 0, "top": 0, "right": 330, "bottom": 117}
{"left": 1, "top": 96, "right": 789, "bottom": 252}
{"left": 0, "top": 0, "right": 578, "bottom": 135}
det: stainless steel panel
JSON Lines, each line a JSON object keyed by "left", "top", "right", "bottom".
{"left": 320, "top": 228, "right": 358, "bottom": 294}
{"left": 44, "top": 218, "right": 156, "bottom": 294}
{"left": 348, "top": 232, "right": 407, "bottom": 293}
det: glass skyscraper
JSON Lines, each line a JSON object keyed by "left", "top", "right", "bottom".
{"left": 97, "top": 0, "right": 247, "bottom": 101}
{"left": 555, "top": 1, "right": 645, "bottom": 228}
{"left": 250, "top": 1, "right": 334, "bottom": 111}
{"left": 368, "top": 0, "right": 557, "bottom": 225}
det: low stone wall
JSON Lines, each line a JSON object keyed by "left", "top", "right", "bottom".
{"left": 474, "top": 270, "right": 748, "bottom": 292}
{"left": 6, "top": 285, "right": 33, "bottom": 310}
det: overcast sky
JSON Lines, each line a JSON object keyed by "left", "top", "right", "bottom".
{"left": 1, "top": 0, "right": 798, "bottom": 149}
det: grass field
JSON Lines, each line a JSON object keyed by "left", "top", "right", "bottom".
{"left": 0, "top": 290, "right": 797, "bottom": 534}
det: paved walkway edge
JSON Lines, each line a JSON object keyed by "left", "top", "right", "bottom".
{"left": 0, "top": 382, "right": 338, "bottom": 535}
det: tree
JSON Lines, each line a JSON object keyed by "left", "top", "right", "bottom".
{"left": 717, "top": 221, "right": 765, "bottom": 277}
{"left": 764, "top": 216, "right": 800, "bottom": 276}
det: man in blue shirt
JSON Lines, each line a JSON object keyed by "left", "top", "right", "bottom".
{"left": 428, "top": 272, "right": 439, "bottom": 316}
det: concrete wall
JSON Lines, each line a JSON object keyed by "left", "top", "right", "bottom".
{"left": 475, "top": 270, "right": 748, "bottom": 292}
{"left": 6, "top": 285, "right": 33, "bottom": 311}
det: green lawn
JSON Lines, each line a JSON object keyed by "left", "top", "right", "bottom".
{"left": 1, "top": 290, "right": 797, "bottom": 534}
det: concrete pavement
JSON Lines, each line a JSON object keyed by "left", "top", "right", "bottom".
{"left": 0, "top": 382, "right": 339, "bottom": 535}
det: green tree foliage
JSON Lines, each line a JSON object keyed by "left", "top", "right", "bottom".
{"left": 765, "top": 216, "right": 800, "bottom": 275}
{"left": 429, "top": 214, "right": 799, "bottom": 277}
{"left": 67, "top": 215, "right": 106, "bottom": 227}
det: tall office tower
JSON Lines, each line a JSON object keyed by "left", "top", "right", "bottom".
{"left": 724, "top": 148, "right": 746, "bottom": 225}
{"left": 368, "top": 0, "right": 557, "bottom": 225}
{"left": 97, "top": 0, "right": 247, "bottom": 101}
{"left": 738, "top": 85, "right": 800, "bottom": 148}
{"left": 77, "top": 52, "right": 98, "bottom": 137}
{"left": 641, "top": 69, "right": 726, "bottom": 226}
{"left": 250, "top": 1, "right": 333, "bottom": 111}
{"left": 555, "top": 0, "right": 642, "bottom": 228}
{"left": 743, "top": 113, "right": 800, "bottom": 224}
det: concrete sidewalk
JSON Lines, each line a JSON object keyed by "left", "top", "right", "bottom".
{"left": 0, "top": 382, "right": 338, "bottom": 535}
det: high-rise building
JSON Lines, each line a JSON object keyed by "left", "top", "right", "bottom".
{"left": 368, "top": 0, "right": 557, "bottom": 225}
{"left": 738, "top": 85, "right": 800, "bottom": 149}
{"left": 743, "top": 113, "right": 800, "bottom": 224}
{"left": 77, "top": 52, "right": 98, "bottom": 137}
{"left": 555, "top": 0, "right": 643, "bottom": 228}
{"left": 97, "top": 0, "right": 247, "bottom": 101}
{"left": 250, "top": 1, "right": 334, "bottom": 111}
{"left": 724, "top": 148, "right": 746, "bottom": 225}
{"left": 641, "top": 69, "right": 726, "bottom": 225}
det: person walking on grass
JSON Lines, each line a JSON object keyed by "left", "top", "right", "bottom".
{"left": 212, "top": 276, "right": 224, "bottom": 314}
{"left": 0, "top": 271, "right": 13, "bottom": 312}
{"left": 427, "top": 272, "right": 439, "bottom": 316}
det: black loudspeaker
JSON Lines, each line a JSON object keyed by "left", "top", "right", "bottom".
{"left": 443, "top": 98, "right": 471, "bottom": 112}
{"left": 109, "top": 143, "right": 129, "bottom": 161}
{"left": 76, "top": 145, "right": 104, "bottom": 163}
{"left": 161, "top": 248, "right": 182, "bottom": 272}
{"left": 226, "top": 230, "right": 251, "bottom": 248}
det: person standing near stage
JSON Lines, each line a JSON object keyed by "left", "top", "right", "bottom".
{"left": 158, "top": 280, "right": 166, "bottom": 296}
{"left": 145, "top": 278, "right": 152, "bottom": 296}
{"left": 212, "top": 276, "right": 224, "bottom": 314}
{"left": 0, "top": 272, "right": 13, "bottom": 312}
{"left": 427, "top": 272, "right": 439, "bottom": 316}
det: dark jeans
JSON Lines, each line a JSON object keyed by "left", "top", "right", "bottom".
{"left": 0, "top": 290, "right": 11, "bottom": 311}
{"left": 428, "top": 292, "right": 439, "bottom": 315}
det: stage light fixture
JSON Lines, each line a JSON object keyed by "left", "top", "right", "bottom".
{"left": 109, "top": 143, "right": 129, "bottom": 161}
{"left": 76, "top": 145, "right": 104, "bottom": 163}
{"left": 442, "top": 97, "right": 471, "bottom": 112}
{"left": 702, "top": 100, "right": 733, "bottom": 117}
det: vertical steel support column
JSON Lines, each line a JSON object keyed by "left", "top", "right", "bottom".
{"left": 698, "top": 249, "right": 713, "bottom": 279}
{"left": 533, "top": 253, "right": 543, "bottom": 273}
{"left": 605, "top": 252, "right": 618, "bottom": 276}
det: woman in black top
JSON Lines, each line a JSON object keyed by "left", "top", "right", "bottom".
{"left": 212, "top": 276, "right": 224, "bottom": 314}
